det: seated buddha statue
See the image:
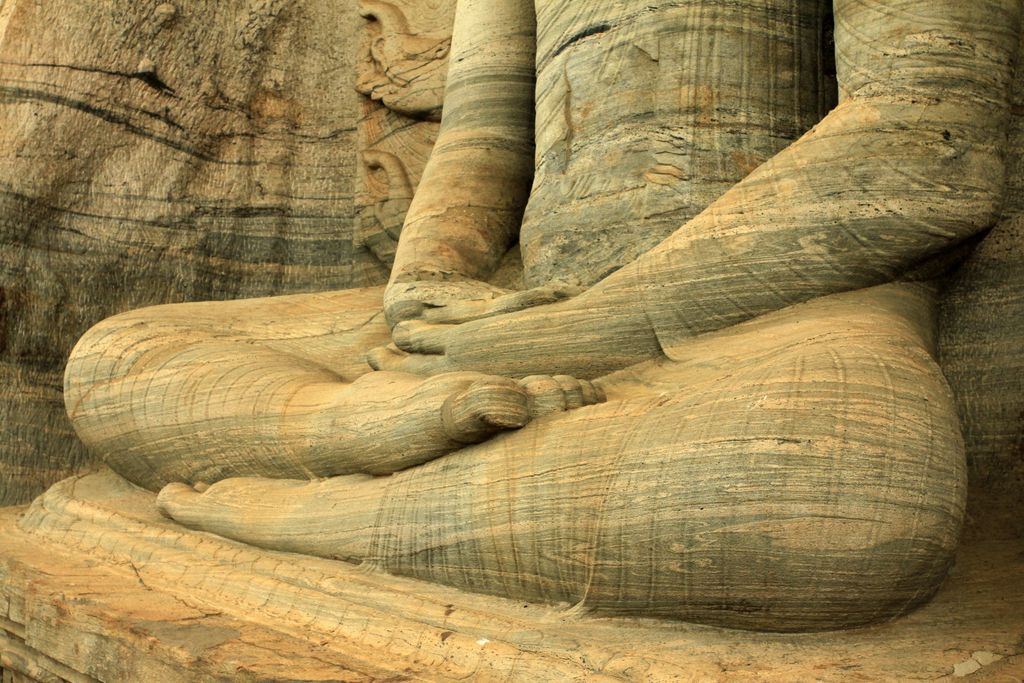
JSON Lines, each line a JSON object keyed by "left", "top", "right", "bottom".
{"left": 63, "top": 0, "right": 1022, "bottom": 632}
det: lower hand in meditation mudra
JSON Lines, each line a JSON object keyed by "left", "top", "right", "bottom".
{"left": 63, "top": 0, "right": 1021, "bottom": 631}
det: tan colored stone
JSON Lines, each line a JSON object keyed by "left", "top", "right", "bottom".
{"left": 4, "top": 0, "right": 1024, "bottom": 676}
{"left": 353, "top": 0, "right": 455, "bottom": 279}
{"left": 0, "top": 0, "right": 371, "bottom": 506}
{"left": 1, "top": 470, "right": 1023, "bottom": 680}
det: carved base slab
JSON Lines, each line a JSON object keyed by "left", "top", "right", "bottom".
{"left": 1, "top": 470, "right": 1022, "bottom": 682}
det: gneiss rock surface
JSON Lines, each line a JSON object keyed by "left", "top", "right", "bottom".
{"left": 55, "top": 0, "right": 1024, "bottom": 636}
{"left": 0, "top": 0, "right": 370, "bottom": 505}
{"left": 4, "top": 8, "right": 1020, "bottom": 681}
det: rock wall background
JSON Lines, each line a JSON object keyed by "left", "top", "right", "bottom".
{"left": 0, "top": 0, "right": 375, "bottom": 504}
{"left": 939, "top": 28, "right": 1024, "bottom": 540}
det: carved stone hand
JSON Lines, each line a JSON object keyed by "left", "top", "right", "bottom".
{"left": 383, "top": 276, "right": 583, "bottom": 326}
{"left": 370, "top": 283, "right": 663, "bottom": 379}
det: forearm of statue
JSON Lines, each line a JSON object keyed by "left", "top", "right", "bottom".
{"left": 383, "top": 0, "right": 537, "bottom": 327}
{"left": 621, "top": 0, "right": 1019, "bottom": 350}
{"left": 379, "top": 0, "right": 1020, "bottom": 379}
{"left": 380, "top": 0, "right": 1019, "bottom": 378}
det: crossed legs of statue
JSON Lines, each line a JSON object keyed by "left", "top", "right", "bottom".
{"left": 64, "top": 286, "right": 604, "bottom": 491}
{"left": 65, "top": 279, "right": 964, "bottom": 631}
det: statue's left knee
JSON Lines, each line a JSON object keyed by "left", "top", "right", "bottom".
{"left": 580, "top": 333, "right": 964, "bottom": 630}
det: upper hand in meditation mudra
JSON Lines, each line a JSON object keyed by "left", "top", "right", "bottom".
{"left": 63, "top": 0, "right": 1021, "bottom": 632}
{"left": 370, "top": 284, "right": 661, "bottom": 379}
{"left": 383, "top": 274, "right": 583, "bottom": 326}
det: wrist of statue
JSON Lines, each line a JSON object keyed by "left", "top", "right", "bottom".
{"left": 383, "top": 271, "right": 511, "bottom": 328}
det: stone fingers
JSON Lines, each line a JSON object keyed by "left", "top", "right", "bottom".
{"left": 421, "top": 284, "right": 585, "bottom": 325}
{"left": 518, "top": 375, "right": 606, "bottom": 418}
{"left": 384, "top": 279, "right": 511, "bottom": 327}
{"left": 441, "top": 373, "right": 607, "bottom": 443}
{"left": 419, "top": 298, "right": 496, "bottom": 325}
{"left": 392, "top": 320, "right": 451, "bottom": 354}
{"left": 441, "top": 376, "right": 531, "bottom": 443}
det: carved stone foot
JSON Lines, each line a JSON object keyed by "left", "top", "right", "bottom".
{"left": 441, "top": 373, "right": 606, "bottom": 443}
{"left": 154, "top": 371, "right": 606, "bottom": 559}
{"left": 330, "top": 370, "right": 606, "bottom": 472}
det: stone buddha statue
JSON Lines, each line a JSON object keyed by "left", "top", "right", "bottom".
{"left": 62, "top": 0, "right": 1023, "bottom": 633}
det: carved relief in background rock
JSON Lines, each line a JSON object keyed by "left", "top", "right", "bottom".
{"left": 353, "top": 0, "right": 456, "bottom": 282}
{"left": 356, "top": 0, "right": 452, "bottom": 121}
{"left": 0, "top": 0, "right": 365, "bottom": 505}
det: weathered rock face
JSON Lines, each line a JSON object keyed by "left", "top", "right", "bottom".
{"left": 939, "top": 28, "right": 1024, "bottom": 539}
{"left": 0, "top": 0, "right": 371, "bottom": 505}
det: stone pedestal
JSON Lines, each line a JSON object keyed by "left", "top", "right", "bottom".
{"left": 0, "top": 470, "right": 1021, "bottom": 681}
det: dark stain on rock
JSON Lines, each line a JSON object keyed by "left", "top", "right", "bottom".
{"left": 553, "top": 23, "right": 612, "bottom": 58}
